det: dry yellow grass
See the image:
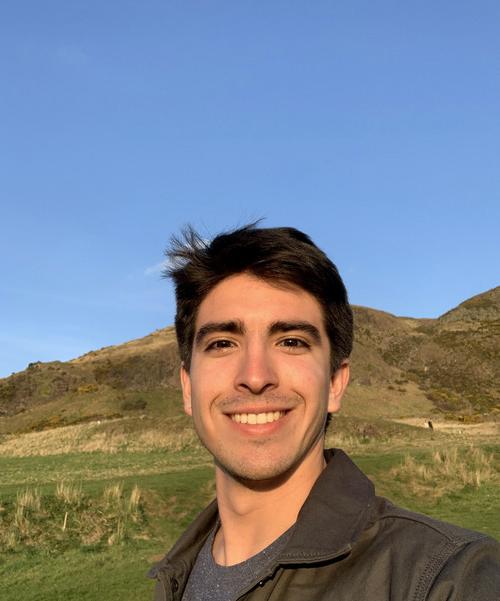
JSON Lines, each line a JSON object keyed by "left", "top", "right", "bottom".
{"left": 128, "top": 485, "right": 141, "bottom": 517}
{"left": 390, "top": 446, "right": 498, "bottom": 498}
{"left": 0, "top": 414, "right": 443, "bottom": 458}
{"left": 56, "top": 481, "right": 83, "bottom": 505}
{"left": 107, "top": 519, "right": 125, "bottom": 546}
{"left": 0, "top": 409, "right": 492, "bottom": 460}
{"left": 103, "top": 482, "right": 124, "bottom": 506}
{"left": 1, "top": 482, "right": 147, "bottom": 551}
{"left": 16, "top": 488, "right": 41, "bottom": 512}
{"left": 0, "top": 420, "right": 200, "bottom": 456}
{"left": 12, "top": 488, "right": 42, "bottom": 537}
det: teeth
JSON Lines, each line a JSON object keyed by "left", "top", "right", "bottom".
{"left": 231, "top": 411, "right": 284, "bottom": 424}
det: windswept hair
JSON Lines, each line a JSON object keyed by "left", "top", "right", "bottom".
{"left": 164, "top": 223, "right": 353, "bottom": 374}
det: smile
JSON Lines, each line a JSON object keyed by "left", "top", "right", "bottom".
{"left": 230, "top": 411, "right": 285, "bottom": 424}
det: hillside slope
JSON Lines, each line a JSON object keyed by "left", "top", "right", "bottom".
{"left": 1, "top": 287, "right": 498, "bottom": 432}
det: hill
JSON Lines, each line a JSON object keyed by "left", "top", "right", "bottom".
{"left": 0, "top": 287, "right": 498, "bottom": 434}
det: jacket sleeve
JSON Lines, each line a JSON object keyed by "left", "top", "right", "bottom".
{"left": 426, "top": 537, "right": 500, "bottom": 601}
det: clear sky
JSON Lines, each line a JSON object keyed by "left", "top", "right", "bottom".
{"left": 1, "top": 1, "right": 499, "bottom": 377}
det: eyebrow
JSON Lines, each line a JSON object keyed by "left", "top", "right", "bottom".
{"left": 268, "top": 321, "right": 322, "bottom": 344}
{"left": 194, "top": 319, "right": 322, "bottom": 347}
{"left": 194, "top": 320, "right": 245, "bottom": 346}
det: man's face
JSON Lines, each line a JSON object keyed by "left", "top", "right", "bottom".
{"left": 180, "top": 273, "right": 349, "bottom": 484}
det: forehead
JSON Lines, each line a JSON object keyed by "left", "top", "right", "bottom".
{"left": 195, "top": 273, "right": 325, "bottom": 330}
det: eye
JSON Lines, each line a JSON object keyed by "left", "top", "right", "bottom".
{"left": 205, "top": 339, "right": 235, "bottom": 352}
{"left": 278, "top": 337, "right": 311, "bottom": 350}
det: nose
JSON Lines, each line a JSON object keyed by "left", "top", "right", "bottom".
{"left": 234, "top": 342, "right": 279, "bottom": 395}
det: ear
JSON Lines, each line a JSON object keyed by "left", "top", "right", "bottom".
{"left": 328, "top": 361, "right": 350, "bottom": 413}
{"left": 180, "top": 364, "right": 193, "bottom": 416}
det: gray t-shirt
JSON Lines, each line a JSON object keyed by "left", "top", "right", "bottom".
{"left": 182, "top": 523, "right": 293, "bottom": 601}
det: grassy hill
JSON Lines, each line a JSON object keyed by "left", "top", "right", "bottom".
{"left": 0, "top": 289, "right": 498, "bottom": 600}
{"left": 0, "top": 287, "right": 498, "bottom": 434}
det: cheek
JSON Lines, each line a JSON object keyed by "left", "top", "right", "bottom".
{"left": 189, "top": 363, "right": 229, "bottom": 409}
{"left": 284, "top": 359, "right": 330, "bottom": 393}
{"left": 191, "top": 350, "right": 241, "bottom": 386}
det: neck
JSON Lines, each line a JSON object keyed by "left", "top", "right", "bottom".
{"left": 212, "top": 442, "right": 326, "bottom": 566}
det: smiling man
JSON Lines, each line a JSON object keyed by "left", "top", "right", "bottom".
{"left": 150, "top": 224, "right": 500, "bottom": 601}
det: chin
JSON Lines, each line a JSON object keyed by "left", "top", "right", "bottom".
{"left": 214, "top": 450, "right": 305, "bottom": 486}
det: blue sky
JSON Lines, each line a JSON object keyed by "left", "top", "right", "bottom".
{"left": 1, "top": 1, "right": 499, "bottom": 377}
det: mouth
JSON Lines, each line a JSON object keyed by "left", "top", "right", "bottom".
{"left": 229, "top": 411, "right": 287, "bottom": 425}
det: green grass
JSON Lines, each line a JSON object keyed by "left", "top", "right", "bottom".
{"left": 0, "top": 544, "right": 158, "bottom": 601}
{"left": 0, "top": 445, "right": 498, "bottom": 601}
{"left": 353, "top": 448, "right": 500, "bottom": 539}
{"left": 0, "top": 448, "right": 211, "bottom": 495}
{"left": 0, "top": 460, "right": 215, "bottom": 601}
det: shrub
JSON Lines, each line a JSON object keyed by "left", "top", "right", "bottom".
{"left": 120, "top": 398, "right": 148, "bottom": 412}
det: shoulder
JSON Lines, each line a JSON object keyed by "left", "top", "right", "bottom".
{"left": 372, "top": 498, "right": 500, "bottom": 600}
{"left": 376, "top": 497, "right": 488, "bottom": 546}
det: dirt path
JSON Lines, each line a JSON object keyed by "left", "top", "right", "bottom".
{"left": 392, "top": 417, "right": 499, "bottom": 438}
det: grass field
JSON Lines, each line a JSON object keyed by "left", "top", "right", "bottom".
{"left": 0, "top": 420, "right": 498, "bottom": 601}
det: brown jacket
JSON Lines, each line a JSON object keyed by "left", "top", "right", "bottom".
{"left": 149, "top": 449, "right": 500, "bottom": 600}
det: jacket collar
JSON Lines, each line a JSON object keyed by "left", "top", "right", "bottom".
{"left": 279, "top": 448, "right": 375, "bottom": 563}
{"left": 150, "top": 448, "right": 375, "bottom": 579}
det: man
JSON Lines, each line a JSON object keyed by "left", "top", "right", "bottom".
{"left": 150, "top": 224, "right": 500, "bottom": 600}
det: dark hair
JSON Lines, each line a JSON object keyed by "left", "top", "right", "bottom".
{"left": 164, "top": 223, "right": 353, "bottom": 377}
